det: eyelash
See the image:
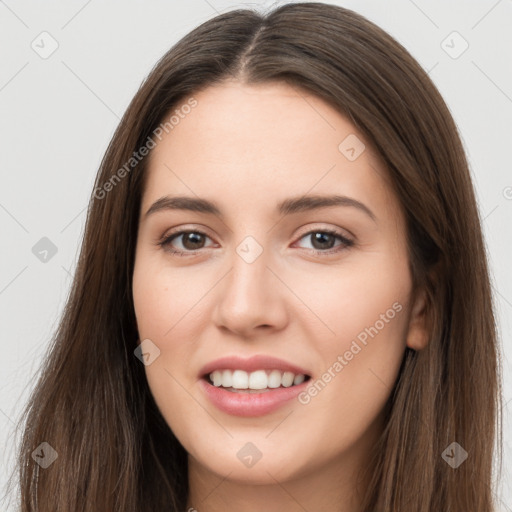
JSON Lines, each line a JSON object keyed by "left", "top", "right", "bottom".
{"left": 156, "top": 228, "right": 354, "bottom": 257}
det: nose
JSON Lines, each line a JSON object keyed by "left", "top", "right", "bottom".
{"left": 212, "top": 243, "right": 289, "bottom": 338}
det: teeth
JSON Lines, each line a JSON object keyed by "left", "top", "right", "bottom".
{"left": 232, "top": 370, "right": 248, "bottom": 389}
{"left": 249, "top": 370, "right": 267, "bottom": 389}
{"left": 282, "top": 371, "right": 294, "bottom": 387}
{"left": 221, "top": 369, "right": 232, "bottom": 387}
{"left": 268, "top": 370, "right": 282, "bottom": 388}
{"left": 293, "top": 374, "right": 305, "bottom": 385}
{"left": 209, "top": 369, "right": 308, "bottom": 390}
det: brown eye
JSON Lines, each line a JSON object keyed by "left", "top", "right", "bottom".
{"left": 178, "top": 232, "right": 207, "bottom": 250}
{"left": 295, "top": 229, "right": 354, "bottom": 254}
{"left": 309, "top": 232, "right": 337, "bottom": 250}
{"left": 159, "top": 230, "right": 214, "bottom": 255}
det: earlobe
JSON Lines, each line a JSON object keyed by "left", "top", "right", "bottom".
{"left": 405, "top": 288, "right": 429, "bottom": 351}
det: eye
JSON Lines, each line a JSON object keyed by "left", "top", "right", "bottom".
{"left": 294, "top": 229, "right": 354, "bottom": 254}
{"left": 158, "top": 229, "right": 215, "bottom": 256}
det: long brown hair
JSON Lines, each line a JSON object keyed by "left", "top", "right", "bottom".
{"left": 5, "top": 3, "right": 502, "bottom": 510}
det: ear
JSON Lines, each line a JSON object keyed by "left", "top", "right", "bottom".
{"left": 405, "top": 288, "right": 429, "bottom": 351}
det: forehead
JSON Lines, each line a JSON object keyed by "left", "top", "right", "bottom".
{"left": 141, "top": 81, "right": 400, "bottom": 223}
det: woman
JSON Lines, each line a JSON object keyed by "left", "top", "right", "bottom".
{"left": 8, "top": 2, "right": 502, "bottom": 511}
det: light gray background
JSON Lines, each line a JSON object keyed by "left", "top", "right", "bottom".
{"left": 0, "top": 0, "right": 511, "bottom": 510}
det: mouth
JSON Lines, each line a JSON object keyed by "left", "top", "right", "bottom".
{"left": 198, "top": 355, "right": 313, "bottom": 416}
{"left": 202, "top": 369, "right": 311, "bottom": 393}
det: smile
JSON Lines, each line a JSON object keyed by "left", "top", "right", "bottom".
{"left": 200, "top": 371, "right": 311, "bottom": 417}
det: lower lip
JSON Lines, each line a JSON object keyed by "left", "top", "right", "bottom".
{"left": 199, "top": 378, "right": 310, "bottom": 417}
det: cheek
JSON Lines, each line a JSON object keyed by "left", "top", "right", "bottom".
{"left": 132, "top": 253, "right": 207, "bottom": 340}
{"left": 291, "top": 250, "right": 410, "bottom": 348}
{"left": 132, "top": 255, "right": 209, "bottom": 420}
{"left": 325, "top": 302, "right": 408, "bottom": 411}
{"left": 294, "top": 254, "right": 410, "bottom": 424}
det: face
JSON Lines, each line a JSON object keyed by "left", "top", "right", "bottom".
{"left": 132, "top": 81, "right": 427, "bottom": 488}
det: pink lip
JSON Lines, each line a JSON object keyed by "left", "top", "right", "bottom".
{"left": 198, "top": 354, "right": 310, "bottom": 378}
{"left": 198, "top": 355, "right": 311, "bottom": 417}
{"left": 199, "top": 378, "right": 310, "bottom": 417}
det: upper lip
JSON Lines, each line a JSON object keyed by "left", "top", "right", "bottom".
{"left": 199, "top": 355, "right": 311, "bottom": 379}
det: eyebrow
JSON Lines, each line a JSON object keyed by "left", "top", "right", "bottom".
{"left": 144, "top": 194, "right": 376, "bottom": 222}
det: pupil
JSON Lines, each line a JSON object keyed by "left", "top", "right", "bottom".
{"left": 312, "top": 232, "right": 334, "bottom": 250}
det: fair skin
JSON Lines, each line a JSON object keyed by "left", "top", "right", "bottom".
{"left": 132, "top": 80, "right": 428, "bottom": 512}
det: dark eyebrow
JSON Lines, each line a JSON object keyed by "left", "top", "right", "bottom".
{"left": 277, "top": 194, "right": 376, "bottom": 222}
{"left": 144, "top": 194, "right": 376, "bottom": 222}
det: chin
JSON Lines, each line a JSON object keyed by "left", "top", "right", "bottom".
{"left": 187, "top": 434, "right": 298, "bottom": 473}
